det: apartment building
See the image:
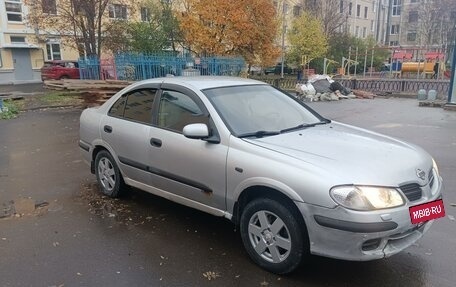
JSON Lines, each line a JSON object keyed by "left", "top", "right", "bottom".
{"left": 300, "top": 0, "right": 389, "bottom": 42}
{"left": 0, "top": 0, "right": 150, "bottom": 84}
{"left": 388, "top": 0, "right": 456, "bottom": 48}
{"left": 345, "top": 0, "right": 380, "bottom": 39}
{"left": 0, "top": 0, "right": 80, "bottom": 84}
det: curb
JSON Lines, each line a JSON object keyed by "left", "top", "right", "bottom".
{"left": 23, "top": 104, "right": 86, "bottom": 111}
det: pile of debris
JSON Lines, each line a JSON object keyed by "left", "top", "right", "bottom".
{"left": 295, "top": 74, "right": 375, "bottom": 101}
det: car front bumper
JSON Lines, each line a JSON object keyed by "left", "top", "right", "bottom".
{"left": 297, "top": 178, "right": 443, "bottom": 261}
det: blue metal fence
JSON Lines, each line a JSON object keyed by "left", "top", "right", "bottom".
{"left": 78, "top": 53, "right": 245, "bottom": 81}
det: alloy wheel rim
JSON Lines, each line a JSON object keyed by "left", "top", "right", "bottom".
{"left": 248, "top": 210, "right": 292, "bottom": 263}
{"left": 98, "top": 157, "right": 116, "bottom": 192}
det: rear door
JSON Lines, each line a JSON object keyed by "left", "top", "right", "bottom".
{"left": 100, "top": 85, "right": 160, "bottom": 184}
{"left": 146, "top": 84, "right": 228, "bottom": 210}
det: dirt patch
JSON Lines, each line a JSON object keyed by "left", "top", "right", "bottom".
{"left": 0, "top": 197, "right": 61, "bottom": 219}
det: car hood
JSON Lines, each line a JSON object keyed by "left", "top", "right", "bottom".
{"left": 244, "top": 122, "right": 432, "bottom": 186}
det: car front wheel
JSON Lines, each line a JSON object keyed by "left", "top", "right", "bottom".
{"left": 95, "top": 150, "right": 124, "bottom": 197}
{"left": 240, "top": 198, "right": 307, "bottom": 274}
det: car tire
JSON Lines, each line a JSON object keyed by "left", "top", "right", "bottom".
{"left": 94, "top": 150, "right": 124, "bottom": 198}
{"left": 60, "top": 75, "right": 69, "bottom": 80}
{"left": 240, "top": 198, "right": 308, "bottom": 274}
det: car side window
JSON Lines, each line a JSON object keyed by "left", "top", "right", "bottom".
{"left": 108, "top": 95, "right": 127, "bottom": 118}
{"left": 108, "top": 89, "right": 157, "bottom": 124}
{"left": 158, "top": 90, "right": 208, "bottom": 132}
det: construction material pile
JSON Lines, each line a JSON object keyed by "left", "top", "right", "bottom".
{"left": 43, "top": 79, "right": 133, "bottom": 106}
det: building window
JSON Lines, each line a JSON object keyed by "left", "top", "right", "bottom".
{"left": 349, "top": 2, "right": 352, "bottom": 15}
{"left": 108, "top": 4, "right": 127, "bottom": 19}
{"left": 409, "top": 11, "right": 418, "bottom": 23}
{"left": 389, "top": 41, "right": 399, "bottom": 46}
{"left": 364, "top": 6, "right": 368, "bottom": 18}
{"left": 356, "top": 4, "right": 360, "bottom": 17}
{"left": 293, "top": 5, "right": 301, "bottom": 17}
{"left": 5, "top": 0, "right": 23, "bottom": 22}
{"left": 392, "top": 0, "right": 401, "bottom": 16}
{"left": 410, "top": 0, "right": 418, "bottom": 3}
{"left": 339, "top": 0, "right": 344, "bottom": 13}
{"left": 140, "top": 7, "right": 150, "bottom": 22}
{"left": 42, "top": 0, "right": 56, "bottom": 14}
{"left": 371, "top": 20, "right": 375, "bottom": 31}
{"left": 362, "top": 27, "right": 367, "bottom": 38}
{"left": 46, "top": 43, "right": 61, "bottom": 60}
{"left": 407, "top": 31, "right": 417, "bottom": 42}
{"left": 355, "top": 26, "right": 359, "bottom": 37}
{"left": 10, "top": 36, "right": 26, "bottom": 43}
{"left": 390, "top": 24, "right": 400, "bottom": 35}
{"left": 373, "top": 0, "right": 377, "bottom": 13}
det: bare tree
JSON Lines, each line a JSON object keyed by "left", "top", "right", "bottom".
{"left": 304, "top": 0, "right": 348, "bottom": 37}
{"left": 415, "top": 0, "right": 456, "bottom": 47}
{"left": 26, "top": 0, "right": 133, "bottom": 57}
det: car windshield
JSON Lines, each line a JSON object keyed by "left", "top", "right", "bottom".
{"left": 204, "top": 85, "right": 325, "bottom": 137}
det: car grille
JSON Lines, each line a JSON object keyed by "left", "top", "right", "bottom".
{"left": 428, "top": 169, "right": 435, "bottom": 188}
{"left": 399, "top": 183, "right": 422, "bottom": 202}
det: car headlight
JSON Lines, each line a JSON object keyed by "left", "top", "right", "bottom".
{"left": 432, "top": 158, "right": 439, "bottom": 177}
{"left": 330, "top": 185, "right": 405, "bottom": 211}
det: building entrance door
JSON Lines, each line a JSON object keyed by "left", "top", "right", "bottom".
{"left": 12, "top": 49, "right": 33, "bottom": 81}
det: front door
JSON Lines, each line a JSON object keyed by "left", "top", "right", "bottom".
{"left": 147, "top": 86, "right": 228, "bottom": 210}
{"left": 12, "top": 49, "right": 33, "bottom": 81}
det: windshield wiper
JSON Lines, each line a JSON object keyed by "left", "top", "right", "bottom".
{"left": 280, "top": 119, "right": 331, "bottom": 133}
{"left": 238, "top": 130, "right": 281, "bottom": 138}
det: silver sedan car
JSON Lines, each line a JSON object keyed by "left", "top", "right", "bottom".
{"left": 79, "top": 77, "right": 444, "bottom": 274}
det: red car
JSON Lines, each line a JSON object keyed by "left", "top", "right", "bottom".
{"left": 41, "top": 60, "right": 80, "bottom": 80}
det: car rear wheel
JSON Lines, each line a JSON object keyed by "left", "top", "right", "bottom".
{"left": 95, "top": 150, "right": 124, "bottom": 198}
{"left": 59, "top": 75, "right": 69, "bottom": 80}
{"left": 240, "top": 198, "right": 307, "bottom": 274}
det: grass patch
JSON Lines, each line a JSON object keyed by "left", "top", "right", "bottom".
{"left": 38, "top": 92, "right": 83, "bottom": 106}
{"left": 1, "top": 92, "right": 84, "bottom": 120}
{"left": 0, "top": 100, "right": 20, "bottom": 120}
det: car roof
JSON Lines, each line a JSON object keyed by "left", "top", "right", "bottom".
{"left": 140, "top": 76, "right": 267, "bottom": 90}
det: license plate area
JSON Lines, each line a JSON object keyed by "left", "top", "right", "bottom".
{"left": 409, "top": 199, "right": 445, "bottom": 224}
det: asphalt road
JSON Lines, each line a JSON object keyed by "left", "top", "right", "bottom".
{"left": 0, "top": 98, "right": 455, "bottom": 287}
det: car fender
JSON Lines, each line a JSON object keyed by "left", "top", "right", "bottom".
{"left": 89, "top": 139, "right": 125, "bottom": 175}
{"left": 233, "top": 177, "right": 305, "bottom": 204}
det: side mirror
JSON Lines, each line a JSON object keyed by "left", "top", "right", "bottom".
{"left": 183, "top": 123, "right": 209, "bottom": 139}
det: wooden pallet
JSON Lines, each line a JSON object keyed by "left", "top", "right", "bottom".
{"left": 44, "top": 79, "right": 132, "bottom": 93}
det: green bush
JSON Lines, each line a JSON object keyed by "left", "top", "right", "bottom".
{"left": 0, "top": 100, "right": 19, "bottom": 120}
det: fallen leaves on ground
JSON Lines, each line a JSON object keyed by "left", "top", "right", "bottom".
{"left": 202, "top": 271, "right": 220, "bottom": 280}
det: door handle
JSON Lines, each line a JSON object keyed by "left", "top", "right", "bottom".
{"left": 150, "top": 138, "right": 162, "bottom": 147}
{"left": 104, "top": 125, "right": 113, "bottom": 133}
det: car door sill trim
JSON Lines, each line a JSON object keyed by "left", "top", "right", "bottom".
{"left": 124, "top": 177, "right": 231, "bottom": 219}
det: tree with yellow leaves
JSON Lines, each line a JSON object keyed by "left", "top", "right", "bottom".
{"left": 179, "top": 0, "right": 280, "bottom": 68}
{"left": 287, "top": 11, "right": 328, "bottom": 66}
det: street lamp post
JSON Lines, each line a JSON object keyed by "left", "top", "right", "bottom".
{"left": 448, "top": 25, "right": 456, "bottom": 105}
